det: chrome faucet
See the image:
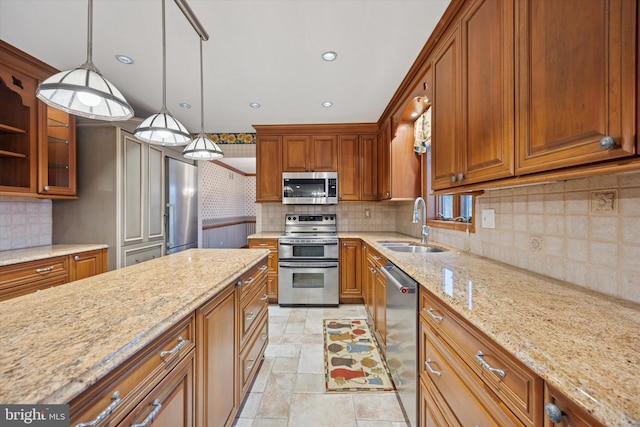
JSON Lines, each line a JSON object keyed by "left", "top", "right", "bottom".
{"left": 412, "top": 197, "right": 429, "bottom": 244}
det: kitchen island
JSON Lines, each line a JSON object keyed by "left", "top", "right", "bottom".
{"left": 0, "top": 248, "right": 269, "bottom": 426}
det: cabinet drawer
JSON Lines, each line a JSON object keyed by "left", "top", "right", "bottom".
{"left": 0, "top": 274, "right": 68, "bottom": 302}
{"left": 420, "top": 321, "right": 524, "bottom": 426}
{"left": 420, "top": 289, "right": 542, "bottom": 426}
{"left": 239, "top": 280, "right": 269, "bottom": 349}
{"left": 70, "top": 315, "right": 195, "bottom": 427}
{"left": 237, "top": 262, "right": 268, "bottom": 301}
{"left": 239, "top": 311, "right": 268, "bottom": 394}
{"left": 0, "top": 256, "right": 68, "bottom": 287}
{"left": 123, "top": 243, "right": 163, "bottom": 267}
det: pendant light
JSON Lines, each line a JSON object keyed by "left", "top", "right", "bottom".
{"left": 183, "top": 37, "right": 224, "bottom": 160}
{"left": 135, "top": 0, "right": 192, "bottom": 146}
{"left": 36, "top": 0, "right": 133, "bottom": 121}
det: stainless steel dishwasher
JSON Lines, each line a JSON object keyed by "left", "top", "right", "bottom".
{"left": 382, "top": 260, "right": 418, "bottom": 427}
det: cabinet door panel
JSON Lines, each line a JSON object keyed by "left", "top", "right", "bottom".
{"left": 432, "top": 28, "right": 460, "bottom": 190}
{"left": 311, "top": 135, "right": 337, "bottom": 171}
{"left": 516, "top": 0, "right": 636, "bottom": 173}
{"left": 359, "top": 135, "right": 377, "bottom": 201}
{"left": 282, "top": 136, "right": 310, "bottom": 172}
{"left": 123, "top": 135, "right": 143, "bottom": 243}
{"left": 148, "top": 145, "right": 164, "bottom": 240}
{"left": 338, "top": 135, "right": 359, "bottom": 201}
{"left": 255, "top": 135, "right": 282, "bottom": 202}
{"left": 462, "top": 0, "right": 514, "bottom": 182}
{"left": 339, "top": 239, "right": 362, "bottom": 298}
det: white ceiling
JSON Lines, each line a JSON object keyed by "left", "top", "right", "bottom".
{"left": 0, "top": 0, "right": 450, "bottom": 172}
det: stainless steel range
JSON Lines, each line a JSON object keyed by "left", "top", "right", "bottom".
{"left": 278, "top": 214, "right": 339, "bottom": 306}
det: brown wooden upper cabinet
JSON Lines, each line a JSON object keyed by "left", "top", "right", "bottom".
{"left": 255, "top": 134, "right": 282, "bottom": 202}
{"left": 0, "top": 41, "right": 77, "bottom": 198}
{"left": 515, "top": 0, "right": 637, "bottom": 174}
{"left": 337, "top": 134, "right": 377, "bottom": 201}
{"left": 282, "top": 135, "right": 337, "bottom": 172}
{"left": 432, "top": 0, "right": 515, "bottom": 191}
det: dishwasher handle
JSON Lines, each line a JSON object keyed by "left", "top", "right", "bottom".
{"left": 381, "top": 264, "right": 416, "bottom": 294}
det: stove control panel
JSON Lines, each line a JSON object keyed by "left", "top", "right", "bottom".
{"left": 285, "top": 214, "right": 336, "bottom": 226}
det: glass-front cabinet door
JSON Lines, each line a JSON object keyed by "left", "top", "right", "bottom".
{"left": 38, "top": 104, "right": 76, "bottom": 196}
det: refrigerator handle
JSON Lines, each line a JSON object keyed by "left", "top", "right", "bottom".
{"left": 166, "top": 202, "right": 175, "bottom": 248}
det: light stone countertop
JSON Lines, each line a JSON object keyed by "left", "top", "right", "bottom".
{"left": 0, "top": 248, "right": 269, "bottom": 405}
{"left": 341, "top": 232, "right": 638, "bottom": 427}
{"left": 0, "top": 244, "right": 109, "bottom": 267}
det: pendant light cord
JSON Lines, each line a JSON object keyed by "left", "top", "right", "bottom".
{"left": 161, "top": 0, "right": 167, "bottom": 110}
{"left": 86, "top": 0, "right": 93, "bottom": 63}
{"left": 200, "top": 37, "right": 205, "bottom": 133}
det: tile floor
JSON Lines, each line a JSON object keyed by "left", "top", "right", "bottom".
{"left": 233, "top": 305, "right": 410, "bottom": 427}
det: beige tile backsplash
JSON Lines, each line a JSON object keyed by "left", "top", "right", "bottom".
{"left": 0, "top": 197, "right": 52, "bottom": 251}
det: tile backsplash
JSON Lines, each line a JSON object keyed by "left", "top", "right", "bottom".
{"left": 429, "top": 172, "right": 640, "bottom": 304}
{"left": 0, "top": 197, "right": 52, "bottom": 251}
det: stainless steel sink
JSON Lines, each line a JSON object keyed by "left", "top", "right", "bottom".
{"left": 378, "top": 242, "right": 447, "bottom": 253}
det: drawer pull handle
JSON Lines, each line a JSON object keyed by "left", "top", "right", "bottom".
{"left": 130, "top": 399, "right": 162, "bottom": 427}
{"left": 159, "top": 336, "right": 186, "bottom": 359}
{"left": 246, "top": 359, "right": 255, "bottom": 370}
{"left": 75, "top": 391, "right": 121, "bottom": 427}
{"left": 35, "top": 266, "right": 54, "bottom": 273}
{"left": 544, "top": 403, "right": 564, "bottom": 423}
{"left": 245, "top": 276, "right": 255, "bottom": 284}
{"left": 259, "top": 265, "right": 268, "bottom": 271}
{"left": 259, "top": 243, "right": 268, "bottom": 246}
{"left": 261, "top": 333, "right": 268, "bottom": 341}
{"left": 475, "top": 351, "right": 505, "bottom": 378}
{"left": 426, "top": 308, "right": 443, "bottom": 322}
{"left": 425, "top": 359, "right": 441, "bottom": 377}
{"left": 259, "top": 294, "right": 268, "bottom": 301}
{"left": 246, "top": 312, "right": 255, "bottom": 321}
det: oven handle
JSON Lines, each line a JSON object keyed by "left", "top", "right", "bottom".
{"left": 278, "top": 242, "right": 338, "bottom": 246}
{"left": 279, "top": 262, "right": 338, "bottom": 269}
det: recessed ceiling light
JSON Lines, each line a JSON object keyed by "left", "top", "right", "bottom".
{"left": 322, "top": 51, "right": 337, "bottom": 61}
{"left": 179, "top": 103, "right": 191, "bottom": 109}
{"left": 250, "top": 102, "right": 261, "bottom": 109}
{"left": 322, "top": 101, "right": 333, "bottom": 107}
{"left": 115, "top": 54, "right": 134, "bottom": 65}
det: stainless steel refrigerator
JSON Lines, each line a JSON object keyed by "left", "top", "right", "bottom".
{"left": 165, "top": 157, "right": 198, "bottom": 254}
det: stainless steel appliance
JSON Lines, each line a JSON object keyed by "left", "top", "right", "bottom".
{"left": 278, "top": 214, "right": 339, "bottom": 306}
{"left": 382, "top": 260, "right": 418, "bottom": 427}
{"left": 282, "top": 172, "right": 338, "bottom": 205}
{"left": 165, "top": 157, "right": 198, "bottom": 254}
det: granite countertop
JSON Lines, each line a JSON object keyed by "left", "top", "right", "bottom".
{"left": 346, "top": 232, "right": 638, "bottom": 427}
{"left": 0, "top": 248, "right": 269, "bottom": 404}
{"left": 0, "top": 244, "right": 109, "bottom": 267}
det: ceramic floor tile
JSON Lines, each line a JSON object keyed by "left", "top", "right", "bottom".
{"left": 272, "top": 357, "right": 300, "bottom": 373}
{"left": 251, "top": 418, "right": 289, "bottom": 427}
{"left": 264, "top": 342, "right": 301, "bottom": 358}
{"left": 297, "top": 343, "right": 325, "bottom": 374}
{"left": 256, "top": 388, "right": 292, "bottom": 418}
{"left": 288, "top": 393, "right": 357, "bottom": 427}
{"left": 284, "top": 322, "right": 305, "bottom": 334}
{"left": 293, "top": 373, "right": 325, "bottom": 394}
{"left": 236, "top": 392, "right": 263, "bottom": 419}
{"left": 353, "top": 394, "right": 406, "bottom": 422}
{"left": 280, "top": 332, "right": 323, "bottom": 344}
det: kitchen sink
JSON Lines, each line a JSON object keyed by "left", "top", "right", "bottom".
{"left": 378, "top": 241, "right": 447, "bottom": 253}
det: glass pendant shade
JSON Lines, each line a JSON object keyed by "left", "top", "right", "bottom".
{"left": 183, "top": 133, "right": 224, "bottom": 159}
{"left": 135, "top": 108, "right": 192, "bottom": 146}
{"left": 36, "top": 0, "right": 133, "bottom": 120}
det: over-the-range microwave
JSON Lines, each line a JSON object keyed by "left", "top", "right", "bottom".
{"left": 282, "top": 172, "right": 338, "bottom": 205}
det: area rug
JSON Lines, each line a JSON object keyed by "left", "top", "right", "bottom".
{"left": 323, "top": 319, "right": 395, "bottom": 392}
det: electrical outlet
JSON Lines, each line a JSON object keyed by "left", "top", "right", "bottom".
{"left": 364, "top": 208, "right": 370, "bottom": 218}
{"left": 481, "top": 209, "right": 495, "bottom": 229}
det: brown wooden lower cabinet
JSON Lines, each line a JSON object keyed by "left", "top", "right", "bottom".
{"left": 363, "top": 247, "right": 387, "bottom": 351}
{"left": 543, "top": 383, "right": 604, "bottom": 427}
{"left": 339, "top": 238, "right": 363, "bottom": 302}
{"left": 197, "top": 285, "right": 237, "bottom": 427}
{"left": 0, "top": 248, "right": 107, "bottom": 302}
{"left": 248, "top": 238, "right": 278, "bottom": 303}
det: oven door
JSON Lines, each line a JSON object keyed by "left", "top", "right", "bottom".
{"left": 278, "top": 240, "right": 339, "bottom": 260}
{"left": 278, "top": 261, "right": 339, "bottom": 306}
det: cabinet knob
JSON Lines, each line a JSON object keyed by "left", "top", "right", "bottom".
{"left": 458, "top": 173, "right": 464, "bottom": 181}
{"left": 451, "top": 175, "right": 457, "bottom": 183}
{"left": 599, "top": 136, "right": 616, "bottom": 150}
{"left": 544, "top": 403, "right": 563, "bottom": 424}
{"left": 74, "top": 255, "right": 80, "bottom": 261}
{"left": 43, "top": 185, "right": 50, "bottom": 191}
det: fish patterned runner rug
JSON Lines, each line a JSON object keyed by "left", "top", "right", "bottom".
{"left": 323, "top": 319, "right": 395, "bottom": 392}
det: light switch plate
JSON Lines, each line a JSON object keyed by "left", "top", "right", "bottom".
{"left": 481, "top": 209, "right": 495, "bottom": 229}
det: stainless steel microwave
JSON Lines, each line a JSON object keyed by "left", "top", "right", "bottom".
{"left": 282, "top": 172, "right": 338, "bottom": 205}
